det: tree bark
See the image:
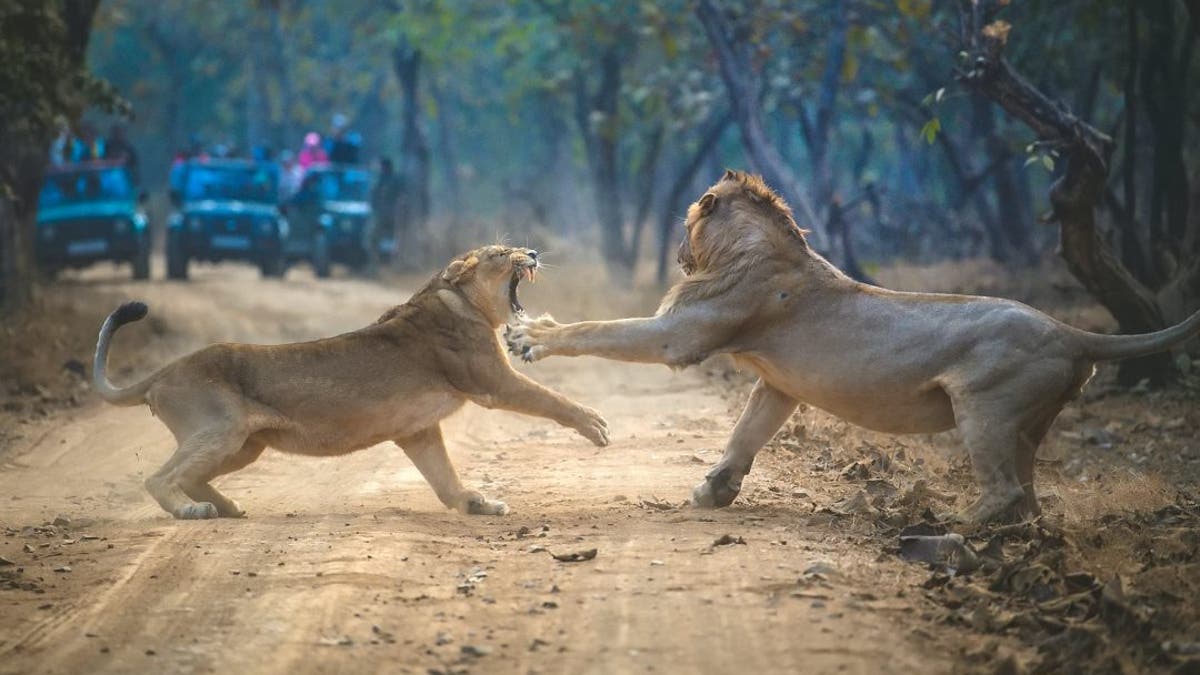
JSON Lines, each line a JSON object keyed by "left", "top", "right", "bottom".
{"left": 0, "top": 0, "right": 102, "bottom": 314}
{"left": 628, "top": 123, "right": 664, "bottom": 264}
{"left": 393, "top": 41, "right": 431, "bottom": 265}
{"left": 956, "top": 0, "right": 1184, "bottom": 384}
{"left": 695, "top": 0, "right": 823, "bottom": 249}
{"left": 805, "top": 1, "right": 848, "bottom": 210}
{"left": 573, "top": 48, "right": 634, "bottom": 275}
{"left": 656, "top": 110, "right": 732, "bottom": 284}
{"left": 429, "top": 77, "right": 462, "bottom": 225}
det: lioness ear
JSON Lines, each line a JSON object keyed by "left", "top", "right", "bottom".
{"left": 722, "top": 168, "right": 738, "bottom": 182}
{"left": 442, "top": 255, "right": 479, "bottom": 284}
{"left": 697, "top": 192, "right": 718, "bottom": 216}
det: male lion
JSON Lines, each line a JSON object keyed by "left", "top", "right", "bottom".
{"left": 94, "top": 245, "right": 609, "bottom": 520}
{"left": 507, "top": 171, "right": 1200, "bottom": 523}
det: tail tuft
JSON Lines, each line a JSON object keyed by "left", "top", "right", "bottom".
{"left": 112, "top": 301, "right": 148, "bottom": 325}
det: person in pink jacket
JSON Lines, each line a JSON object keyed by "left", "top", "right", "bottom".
{"left": 298, "top": 132, "right": 328, "bottom": 168}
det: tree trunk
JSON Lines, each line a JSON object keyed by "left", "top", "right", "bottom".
{"left": 806, "top": 1, "right": 848, "bottom": 210}
{"left": 695, "top": 0, "right": 823, "bottom": 249}
{"left": 956, "top": 0, "right": 1192, "bottom": 384}
{"left": 393, "top": 41, "right": 431, "bottom": 266}
{"left": 574, "top": 48, "right": 634, "bottom": 276}
{"left": 656, "top": 110, "right": 732, "bottom": 284}
{"left": 628, "top": 123, "right": 664, "bottom": 264}
{"left": 0, "top": 0, "right": 102, "bottom": 314}
{"left": 429, "top": 77, "right": 462, "bottom": 225}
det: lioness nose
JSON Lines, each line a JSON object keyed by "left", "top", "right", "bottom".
{"left": 528, "top": 250, "right": 538, "bottom": 259}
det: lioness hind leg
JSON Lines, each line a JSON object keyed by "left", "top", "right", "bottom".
{"left": 396, "top": 425, "right": 508, "bottom": 516}
{"left": 183, "top": 440, "right": 267, "bottom": 518}
{"left": 692, "top": 380, "right": 798, "bottom": 509}
{"left": 146, "top": 427, "right": 250, "bottom": 520}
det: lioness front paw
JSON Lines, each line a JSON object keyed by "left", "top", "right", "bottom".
{"left": 462, "top": 493, "right": 510, "bottom": 516}
{"left": 576, "top": 407, "right": 610, "bottom": 447}
{"left": 174, "top": 502, "right": 219, "bottom": 520}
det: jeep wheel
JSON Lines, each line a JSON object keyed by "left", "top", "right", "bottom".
{"left": 132, "top": 235, "right": 151, "bottom": 280}
{"left": 259, "top": 251, "right": 285, "bottom": 278}
{"left": 166, "top": 230, "right": 188, "bottom": 280}
{"left": 313, "top": 234, "right": 331, "bottom": 279}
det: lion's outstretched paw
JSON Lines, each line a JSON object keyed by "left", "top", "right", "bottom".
{"left": 505, "top": 322, "right": 553, "bottom": 362}
{"left": 464, "top": 494, "right": 510, "bottom": 516}
{"left": 175, "top": 502, "right": 219, "bottom": 519}
{"left": 576, "top": 407, "right": 610, "bottom": 447}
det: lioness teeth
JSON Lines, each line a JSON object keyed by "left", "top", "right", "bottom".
{"left": 526, "top": 267, "right": 536, "bottom": 283}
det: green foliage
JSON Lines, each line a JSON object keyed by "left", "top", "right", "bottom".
{"left": 919, "top": 116, "right": 940, "bottom": 145}
{"left": 0, "top": 1, "right": 126, "bottom": 146}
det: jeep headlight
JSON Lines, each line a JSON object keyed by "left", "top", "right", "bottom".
{"left": 113, "top": 219, "right": 129, "bottom": 234}
{"left": 318, "top": 213, "right": 334, "bottom": 228}
{"left": 133, "top": 214, "right": 148, "bottom": 231}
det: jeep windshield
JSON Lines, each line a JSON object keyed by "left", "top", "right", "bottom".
{"left": 40, "top": 167, "right": 133, "bottom": 208}
{"left": 184, "top": 164, "right": 279, "bottom": 204}
{"left": 307, "top": 169, "right": 369, "bottom": 202}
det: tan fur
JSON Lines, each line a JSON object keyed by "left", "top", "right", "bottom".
{"left": 507, "top": 171, "right": 1200, "bottom": 524}
{"left": 94, "top": 246, "right": 608, "bottom": 520}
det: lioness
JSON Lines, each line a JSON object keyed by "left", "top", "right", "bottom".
{"left": 507, "top": 171, "right": 1200, "bottom": 523}
{"left": 94, "top": 246, "right": 609, "bottom": 520}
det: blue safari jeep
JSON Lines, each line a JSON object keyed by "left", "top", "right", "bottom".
{"left": 166, "top": 159, "right": 289, "bottom": 279}
{"left": 286, "top": 165, "right": 374, "bottom": 278}
{"left": 36, "top": 162, "right": 150, "bottom": 280}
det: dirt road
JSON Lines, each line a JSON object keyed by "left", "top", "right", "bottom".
{"left": 0, "top": 263, "right": 957, "bottom": 674}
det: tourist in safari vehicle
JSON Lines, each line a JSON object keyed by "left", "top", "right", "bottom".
{"left": 165, "top": 158, "right": 289, "bottom": 280}
{"left": 285, "top": 164, "right": 375, "bottom": 278}
{"left": 36, "top": 160, "right": 151, "bottom": 281}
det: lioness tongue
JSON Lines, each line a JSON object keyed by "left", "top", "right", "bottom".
{"left": 508, "top": 274, "right": 522, "bottom": 312}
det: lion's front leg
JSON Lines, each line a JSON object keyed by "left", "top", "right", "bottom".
{"left": 692, "top": 380, "right": 798, "bottom": 509}
{"left": 507, "top": 310, "right": 731, "bottom": 368}
{"left": 396, "top": 425, "right": 508, "bottom": 516}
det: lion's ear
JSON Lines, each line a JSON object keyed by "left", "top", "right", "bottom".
{"left": 722, "top": 168, "right": 739, "bottom": 182}
{"left": 442, "top": 255, "right": 479, "bottom": 284}
{"left": 697, "top": 192, "right": 718, "bottom": 216}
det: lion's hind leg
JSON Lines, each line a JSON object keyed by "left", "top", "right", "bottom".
{"left": 396, "top": 425, "right": 508, "bottom": 516}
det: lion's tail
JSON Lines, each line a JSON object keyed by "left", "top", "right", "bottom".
{"left": 1074, "top": 308, "right": 1200, "bottom": 362}
{"left": 93, "top": 302, "right": 155, "bottom": 407}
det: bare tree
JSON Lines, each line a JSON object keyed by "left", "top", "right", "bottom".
{"left": 957, "top": 0, "right": 1200, "bottom": 384}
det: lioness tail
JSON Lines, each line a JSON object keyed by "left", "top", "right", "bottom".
{"left": 93, "top": 302, "right": 154, "bottom": 406}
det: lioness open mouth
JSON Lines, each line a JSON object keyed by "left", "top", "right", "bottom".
{"left": 508, "top": 262, "right": 537, "bottom": 314}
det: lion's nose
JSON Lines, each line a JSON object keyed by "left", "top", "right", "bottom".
{"left": 528, "top": 250, "right": 538, "bottom": 260}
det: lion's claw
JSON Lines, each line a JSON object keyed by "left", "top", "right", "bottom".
{"left": 505, "top": 314, "right": 558, "bottom": 363}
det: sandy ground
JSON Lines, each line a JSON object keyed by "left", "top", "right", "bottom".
{"left": 0, "top": 262, "right": 959, "bottom": 675}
